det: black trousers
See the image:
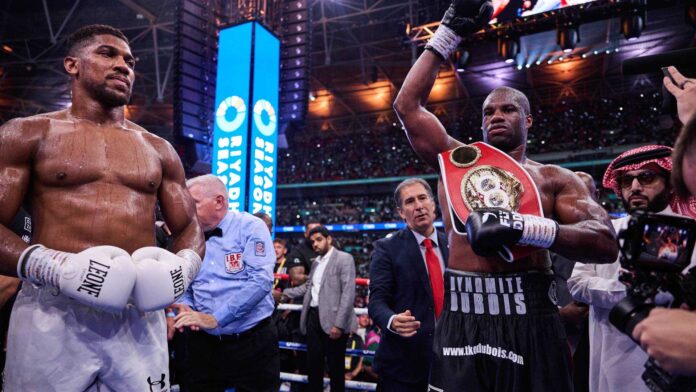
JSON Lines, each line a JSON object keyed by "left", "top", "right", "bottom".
{"left": 306, "top": 307, "right": 348, "bottom": 392}
{"left": 175, "top": 317, "right": 280, "bottom": 392}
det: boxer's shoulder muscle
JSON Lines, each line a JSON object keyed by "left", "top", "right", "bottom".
{"left": 0, "top": 112, "right": 55, "bottom": 163}
{"left": 524, "top": 161, "right": 576, "bottom": 213}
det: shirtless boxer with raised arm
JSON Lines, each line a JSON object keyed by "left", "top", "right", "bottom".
{"left": 0, "top": 24, "right": 204, "bottom": 391}
{"left": 393, "top": 1, "right": 618, "bottom": 390}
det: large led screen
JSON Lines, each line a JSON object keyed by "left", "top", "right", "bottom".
{"left": 248, "top": 23, "right": 280, "bottom": 224}
{"left": 212, "top": 22, "right": 252, "bottom": 212}
{"left": 492, "top": 0, "right": 595, "bottom": 22}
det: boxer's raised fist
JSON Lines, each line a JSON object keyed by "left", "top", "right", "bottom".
{"left": 131, "top": 247, "right": 202, "bottom": 312}
{"left": 466, "top": 208, "right": 558, "bottom": 261}
{"left": 441, "top": 0, "right": 494, "bottom": 37}
{"left": 18, "top": 245, "right": 137, "bottom": 312}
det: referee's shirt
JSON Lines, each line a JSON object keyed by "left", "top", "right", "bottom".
{"left": 178, "top": 210, "right": 275, "bottom": 335}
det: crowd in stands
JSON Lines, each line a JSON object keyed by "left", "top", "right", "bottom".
{"left": 278, "top": 90, "right": 679, "bottom": 183}
{"left": 276, "top": 195, "right": 398, "bottom": 226}
{"left": 275, "top": 191, "right": 625, "bottom": 227}
{"left": 524, "top": 92, "right": 677, "bottom": 154}
{"left": 278, "top": 123, "right": 434, "bottom": 183}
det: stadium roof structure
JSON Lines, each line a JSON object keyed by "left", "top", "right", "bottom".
{"left": 0, "top": 0, "right": 693, "bottom": 138}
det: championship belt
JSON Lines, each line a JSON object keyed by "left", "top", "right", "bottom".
{"left": 438, "top": 142, "right": 544, "bottom": 261}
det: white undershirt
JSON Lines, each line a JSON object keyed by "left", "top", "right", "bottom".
{"left": 410, "top": 229, "right": 445, "bottom": 274}
{"left": 310, "top": 246, "right": 334, "bottom": 307}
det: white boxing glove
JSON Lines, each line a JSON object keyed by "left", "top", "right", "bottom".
{"left": 18, "top": 245, "right": 137, "bottom": 312}
{"left": 131, "top": 247, "right": 202, "bottom": 312}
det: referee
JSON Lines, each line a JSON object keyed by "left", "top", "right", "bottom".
{"left": 172, "top": 174, "right": 280, "bottom": 392}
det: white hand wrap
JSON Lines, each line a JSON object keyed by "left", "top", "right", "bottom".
{"left": 176, "top": 248, "right": 202, "bottom": 284}
{"left": 425, "top": 24, "right": 462, "bottom": 60}
{"left": 19, "top": 245, "right": 65, "bottom": 288}
{"left": 519, "top": 216, "right": 558, "bottom": 249}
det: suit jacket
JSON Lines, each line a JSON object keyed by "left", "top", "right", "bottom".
{"left": 283, "top": 247, "right": 357, "bottom": 335}
{"left": 368, "top": 228, "right": 449, "bottom": 383}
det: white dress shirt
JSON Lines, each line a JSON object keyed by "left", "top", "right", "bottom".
{"left": 310, "top": 246, "right": 334, "bottom": 308}
{"left": 411, "top": 229, "right": 445, "bottom": 274}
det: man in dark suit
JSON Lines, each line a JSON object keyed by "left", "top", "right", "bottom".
{"left": 282, "top": 226, "right": 357, "bottom": 392}
{"left": 368, "top": 178, "right": 448, "bottom": 392}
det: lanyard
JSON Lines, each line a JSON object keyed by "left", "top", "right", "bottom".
{"left": 273, "top": 257, "right": 286, "bottom": 289}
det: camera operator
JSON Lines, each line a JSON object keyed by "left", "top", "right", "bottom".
{"left": 568, "top": 145, "right": 681, "bottom": 391}
{"left": 629, "top": 72, "right": 696, "bottom": 377}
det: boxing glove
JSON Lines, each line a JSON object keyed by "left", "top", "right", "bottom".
{"left": 131, "top": 247, "right": 202, "bottom": 312}
{"left": 18, "top": 245, "right": 137, "bottom": 312}
{"left": 425, "top": 0, "right": 494, "bottom": 59}
{"left": 442, "top": 0, "right": 494, "bottom": 37}
{"left": 465, "top": 208, "right": 558, "bottom": 261}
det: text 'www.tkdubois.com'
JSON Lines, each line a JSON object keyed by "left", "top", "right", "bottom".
{"left": 442, "top": 344, "right": 524, "bottom": 365}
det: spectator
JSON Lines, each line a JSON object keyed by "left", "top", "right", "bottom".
{"left": 355, "top": 314, "right": 370, "bottom": 341}
{"left": 272, "top": 237, "right": 303, "bottom": 387}
{"left": 568, "top": 145, "right": 680, "bottom": 392}
{"left": 286, "top": 221, "right": 321, "bottom": 286}
{"left": 273, "top": 238, "right": 290, "bottom": 298}
{"left": 254, "top": 211, "right": 274, "bottom": 233}
{"left": 282, "top": 226, "right": 357, "bottom": 392}
{"left": 361, "top": 325, "right": 382, "bottom": 384}
{"left": 344, "top": 331, "right": 365, "bottom": 382}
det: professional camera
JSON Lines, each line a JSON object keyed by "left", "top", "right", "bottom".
{"left": 609, "top": 210, "right": 696, "bottom": 392}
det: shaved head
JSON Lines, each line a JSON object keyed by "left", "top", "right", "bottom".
{"left": 483, "top": 87, "right": 531, "bottom": 117}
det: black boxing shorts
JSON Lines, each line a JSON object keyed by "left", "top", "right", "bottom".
{"left": 428, "top": 269, "right": 572, "bottom": 392}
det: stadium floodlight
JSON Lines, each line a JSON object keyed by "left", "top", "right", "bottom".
{"left": 497, "top": 35, "right": 519, "bottom": 64}
{"left": 455, "top": 49, "right": 470, "bottom": 72}
{"left": 557, "top": 26, "right": 579, "bottom": 53}
{"left": 621, "top": 0, "right": 647, "bottom": 41}
{"left": 621, "top": 14, "right": 644, "bottom": 40}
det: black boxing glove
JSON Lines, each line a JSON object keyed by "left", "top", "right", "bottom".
{"left": 442, "top": 0, "right": 494, "bottom": 36}
{"left": 425, "top": 0, "right": 494, "bottom": 60}
{"left": 465, "top": 208, "right": 558, "bottom": 262}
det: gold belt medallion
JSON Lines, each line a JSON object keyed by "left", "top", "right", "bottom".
{"left": 461, "top": 165, "right": 524, "bottom": 212}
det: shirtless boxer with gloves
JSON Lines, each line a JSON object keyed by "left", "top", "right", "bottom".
{"left": 0, "top": 24, "right": 204, "bottom": 391}
{"left": 393, "top": 1, "right": 618, "bottom": 390}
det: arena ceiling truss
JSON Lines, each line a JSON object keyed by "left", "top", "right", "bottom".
{"left": 0, "top": 0, "right": 177, "bottom": 135}
{"left": 0, "top": 0, "right": 693, "bottom": 137}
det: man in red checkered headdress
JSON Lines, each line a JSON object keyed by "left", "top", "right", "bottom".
{"left": 569, "top": 144, "right": 696, "bottom": 392}
{"left": 602, "top": 144, "right": 696, "bottom": 218}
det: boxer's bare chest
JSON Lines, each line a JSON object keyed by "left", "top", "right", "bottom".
{"left": 33, "top": 121, "right": 162, "bottom": 193}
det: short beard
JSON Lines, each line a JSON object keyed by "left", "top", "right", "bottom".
{"left": 622, "top": 187, "right": 671, "bottom": 213}
{"left": 91, "top": 82, "right": 130, "bottom": 107}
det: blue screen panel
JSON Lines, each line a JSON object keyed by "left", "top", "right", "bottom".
{"left": 248, "top": 23, "right": 280, "bottom": 223}
{"left": 212, "top": 22, "right": 252, "bottom": 212}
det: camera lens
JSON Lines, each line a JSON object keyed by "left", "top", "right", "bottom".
{"left": 609, "top": 296, "right": 655, "bottom": 337}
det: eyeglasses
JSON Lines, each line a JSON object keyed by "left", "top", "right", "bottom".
{"left": 618, "top": 170, "right": 662, "bottom": 190}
